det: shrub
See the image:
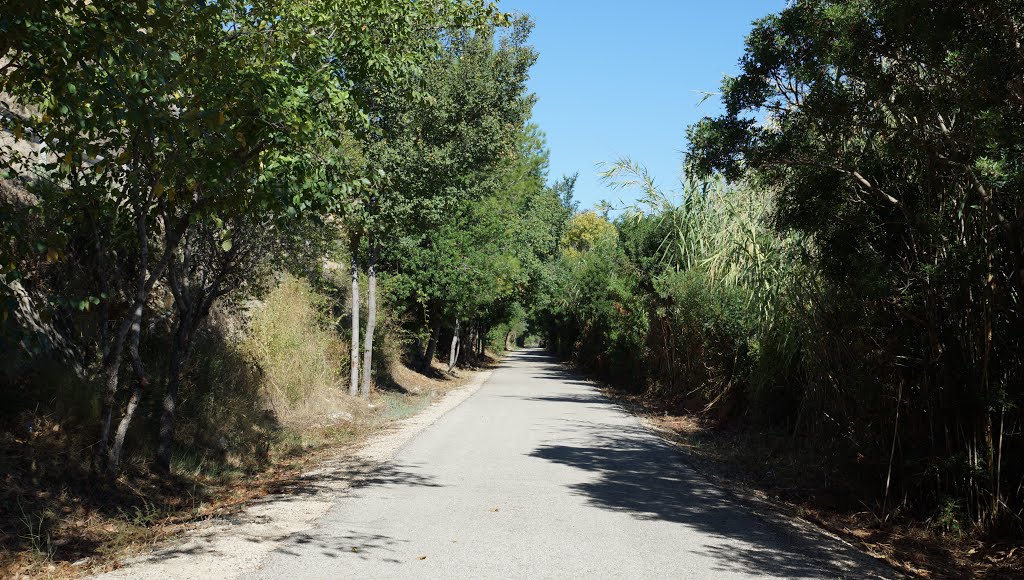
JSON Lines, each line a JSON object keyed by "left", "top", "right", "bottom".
{"left": 243, "top": 275, "right": 349, "bottom": 419}
{"left": 647, "top": 269, "right": 750, "bottom": 413}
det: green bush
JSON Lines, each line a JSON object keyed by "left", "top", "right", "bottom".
{"left": 543, "top": 238, "right": 648, "bottom": 384}
{"left": 647, "top": 269, "right": 750, "bottom": 412}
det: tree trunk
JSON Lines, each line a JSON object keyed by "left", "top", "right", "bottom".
{"left": 420, "top": 319, "right": 441, "bottom": 372}
{"left": 109, "top": 299, "right": 148, "bottom": 475}
{"left": 464, "top": 324, "right": 476, "bottom": 365}
{"left": 98, "top": 318, "right": 131, "bottom": 467}
{"left": 157, "top": 322, "right": 191, "bottom": 472}
{"left": 360, "top": 243, "right": 378, "bottom": 398}
{"left": 156, "top": 218, "right": 238, "bottom": 474}
{"left": 447, "top": 319, "right": 460, "bottom": 373}
{"left": 108, "top": 379, "right": 143, "bottom": 475}
{"left": 349, "top": 251, "right": 360, "bottom": 396}
{"left": 98, "top": 167, "right": 189, "bottom": 473}
{"left": 108, "top": 196, "right": 151, "bottom": 476}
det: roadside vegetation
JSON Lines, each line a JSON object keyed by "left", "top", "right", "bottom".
{"left": 531, "top": 1, "right": 1024, "bottom": 576}
{"left": 3, "top": 0, "right": 1023, "bottom": 578}
{"left": 0, "top": 1, "right": 570, "bottom": 575}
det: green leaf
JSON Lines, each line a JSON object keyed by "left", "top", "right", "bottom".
{"left": 221, "top": 239, "right": 232, "bottom": 252}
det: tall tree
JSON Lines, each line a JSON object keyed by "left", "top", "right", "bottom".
{"left": 356, "top": 16, "right": 537, "bottom": 381}
{"left": 1, "top": 0, "right": 502, "bottom": 471}
{"left": 687, "top": 0, "right": 1024, "bottom": 526}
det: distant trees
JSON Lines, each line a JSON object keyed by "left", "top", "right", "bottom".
{"left": 393, "top": 119, "right": 573, "bottom": 371}
{"left": 356, "top": 20, "right": 582, "bottom": 373}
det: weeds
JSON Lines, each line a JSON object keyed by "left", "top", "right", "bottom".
{"left": 245, "top": 275, "right": 347, "bottom": 410}
{"left": 116, "top": 499, "right": 166, "bottom": 528}
{"left": 17, "top": 503, "right": 54, "bottom": 562}
{"left": 376, "top": 392, "right": 432, "bottom": 422}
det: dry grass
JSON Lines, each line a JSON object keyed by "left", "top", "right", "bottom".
{"left": 244, "top": 275, "right": 349, "bottom": 414}
{"left": 0, "top": 276, "right": 481, "bottom": 579}
{"left": 0, "top": 367, "right": 477, "bottom": 579}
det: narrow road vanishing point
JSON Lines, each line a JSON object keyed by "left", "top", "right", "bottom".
{"left": 244, "top": 349, "right": 890, "bottom": 579}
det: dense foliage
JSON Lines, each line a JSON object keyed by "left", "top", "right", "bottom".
{"left": 0, "top": 0, "right": 554, "bottom": 480}
{"left": 537, "top": 0, "right": 1024, "bottom": 536}
{"left": 4, "top": 1, "right": 1022, "bottom": 570}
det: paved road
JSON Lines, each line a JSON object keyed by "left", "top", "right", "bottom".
{"left": 249, "top": 349, "right": 890, "bottom": 579}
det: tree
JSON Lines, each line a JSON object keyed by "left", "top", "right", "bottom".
{"left": 1, "top": 0, "right": 502, "bottom": 472}
{"left": 561, "top": 211, "right": 618, "bottom": 255}
{"left": 357, "top": 17, "right": 538, "bottom": 377}
{"left": 2, "top": 0, "right": 236, "bottom": 473}
{"left": 687, "top": 0, "right": 1024, "bottom": 527}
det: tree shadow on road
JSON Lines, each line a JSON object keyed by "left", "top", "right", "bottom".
{"left": 526, "top": 381, "right": 892, "bottom": 578}
{"left": 266, "top": 528, "right": 408, "bottom": 562}
{"left": 520, "top": 392, "right": 607, "bottom": 405}
{"left": 122, "top": 458, "right": 440, "bottom": 567}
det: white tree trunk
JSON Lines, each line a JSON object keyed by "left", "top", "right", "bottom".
{"left": 447, "top": 319, "right": 460, "bottom": 372}
{"left": 360, "top": 243, "right": 378, "bottom": 398}
{"left": 349, "top": 253, "right": 360, "bottom": 396}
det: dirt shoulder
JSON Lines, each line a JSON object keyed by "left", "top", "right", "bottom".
{"left": 1, "top": 363, "right": 494, "bottom": 579}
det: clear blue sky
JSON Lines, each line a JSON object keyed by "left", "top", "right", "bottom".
{"left": 499, "top": 0, "right": 786, "bottom": 210}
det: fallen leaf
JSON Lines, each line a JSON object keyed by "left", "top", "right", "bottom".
{"left": 416, "top": 555, "right": 427, "bottom": 560}
{"left": 488, "top": 506, "right": 500, "bottom": 512}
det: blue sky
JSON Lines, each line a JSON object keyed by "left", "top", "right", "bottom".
{"left": 499, "top": 0, "right": 786, "bottom": 209}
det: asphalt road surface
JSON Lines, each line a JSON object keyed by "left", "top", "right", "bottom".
{"left": 248, "top": 349, "right": 891, "bottom": 579}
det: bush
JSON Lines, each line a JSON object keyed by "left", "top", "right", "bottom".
{"left": 173, "top": 325, "right": 279, "bottom": 473}
{"left": 243, "top": 275, "right": 350, "bottom": 419}
{"left": 647, "top": 269, "right": 750, "bottom": 413}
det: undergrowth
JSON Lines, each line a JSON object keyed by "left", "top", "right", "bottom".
{"left": 0, "top": 273, "right": 461, "bottom": 578}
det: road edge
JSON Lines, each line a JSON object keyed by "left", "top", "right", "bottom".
{"left": 545, "top": 357, "right": 904, "bottom": 579}
{"left": 91, "top": 366, "right": 496, "bottom": 580}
